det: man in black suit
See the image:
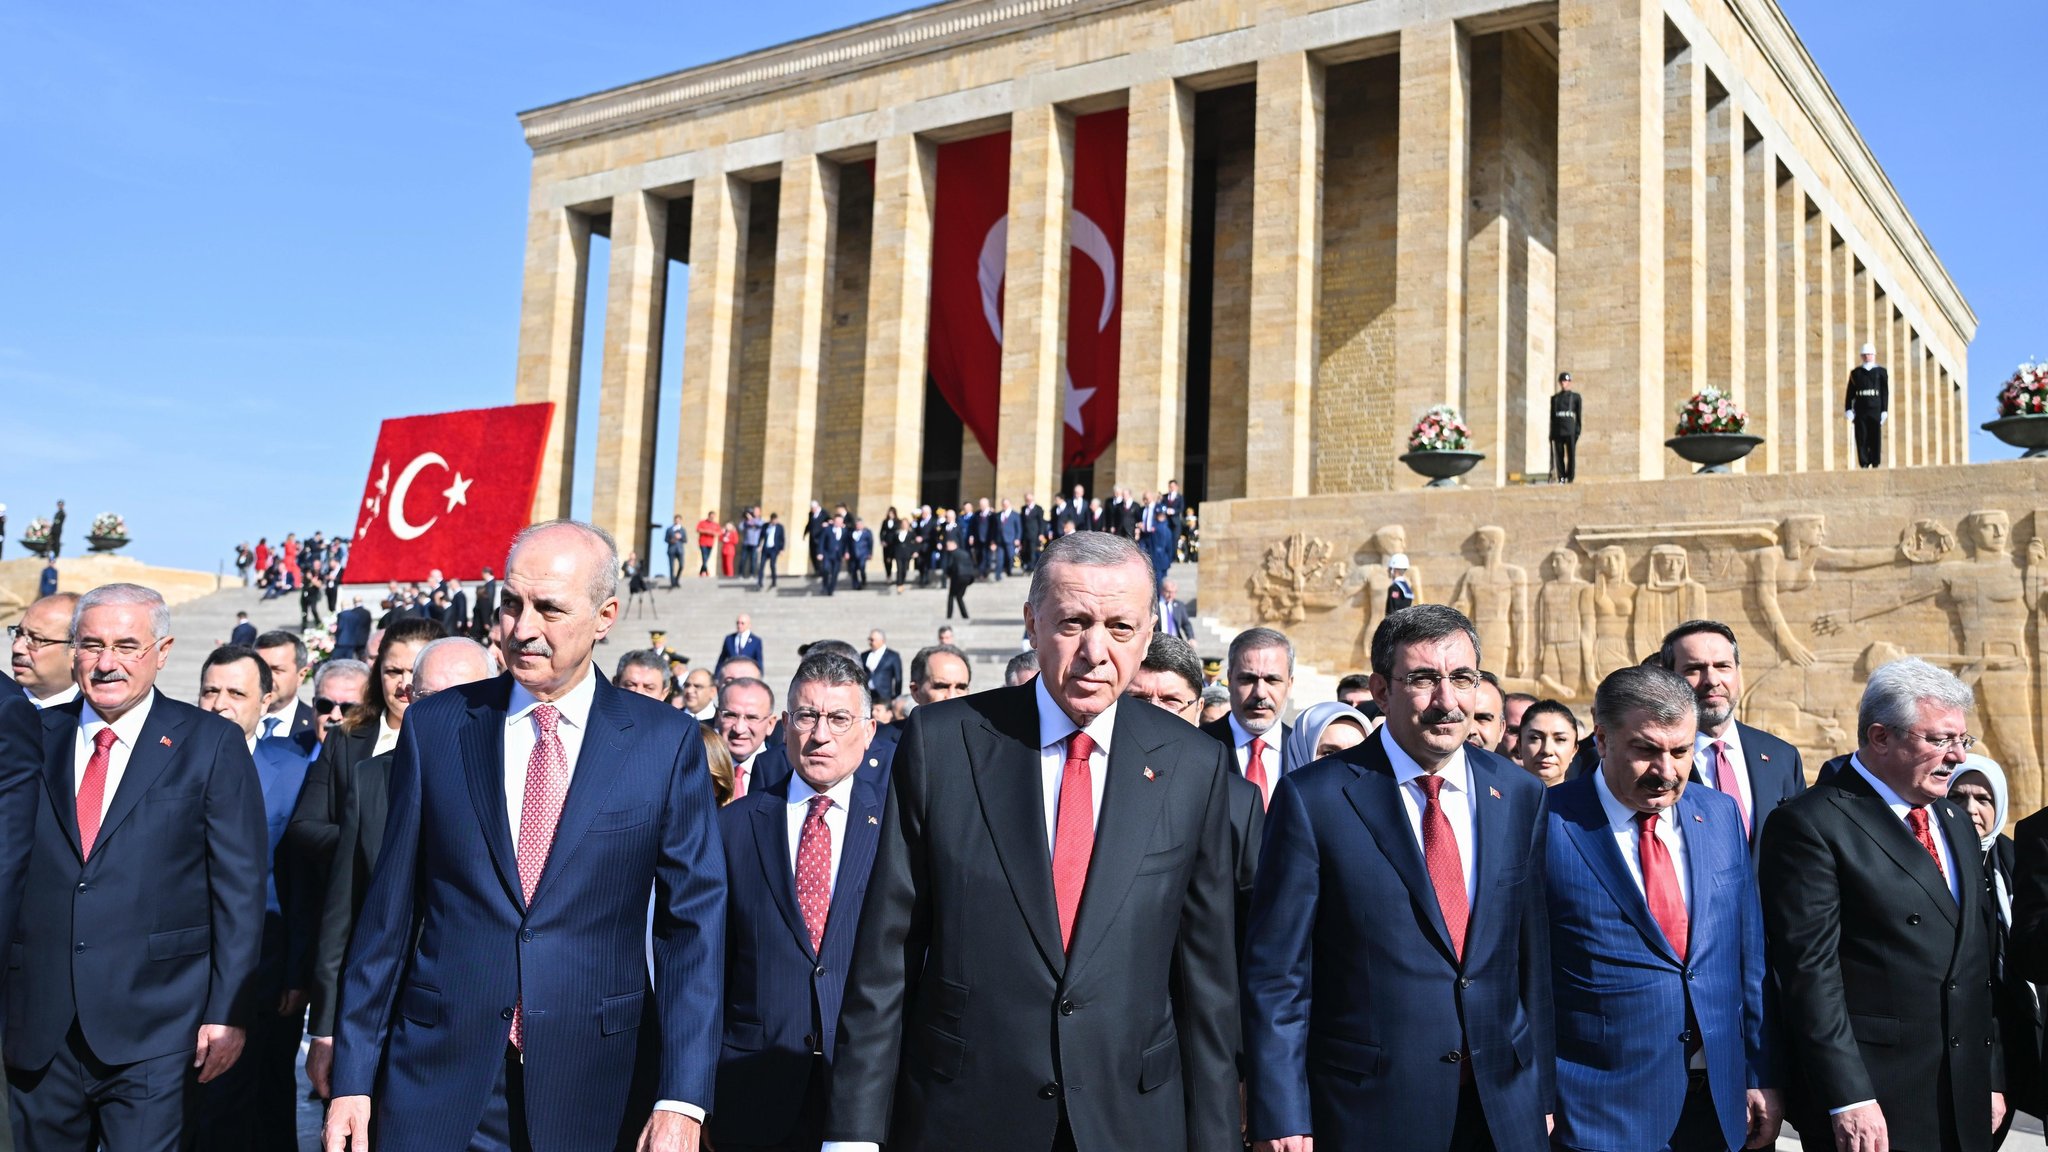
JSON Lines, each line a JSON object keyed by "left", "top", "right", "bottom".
{"left": 1845, "top": 342, "right": 1889, "bottom": 468}
{"left": 1760, "top": 657, "right": 2005, "bottom": 1152}
{"left": 1056, "top": 484, "right": 1087, "bottom": 535}
{"left": 253, "top": 629, "right": 319, "bottom": 756}
{"left": 1019, "top": 493, "right": 1046, "bottom": 572}
{"left": 0, "top": 670, "right": 42, "bottom": 986}
{"left": 819, "top": 515, "right": 848, "bottom": 597}
{"left": 1161, "top": 480, "right": 1186, "bottom": 544}
{"left": 302, "top": 637, "right": 495, "bottom": 1098}
{"left": 229, "top": 612, "right": 257, "bottom": 648}
{"left": 1199, "top": 626, "right": 1295, "bottom": 808}
{"left": 824, "top": 531, "right": 1238, "bottom": 1152}
{"left": 6, "top": 583, "right": 268, "bottom": 1149}
{"left": 1154, "top": 578, "right": 1194, "bottom": 641}
{"left": 471, "top": 566, "right": 500, "bottom": 642}
{"left": 443, "top": 578, "right": 471, "bottom": 636}
{"left": 862, "top": 630, "right": 903, "bottom": 704}
{"left": 1549, "top": 372, "right": 1582, "bottom": 483}
{"left": 333, "top": 596, "right": 373, "bottom": 661}
{"left": 759, "top": 514, "right": 787, "bottom": 590}
{"left": 1660, "top": 619, "right": 1805, "bottom": 861}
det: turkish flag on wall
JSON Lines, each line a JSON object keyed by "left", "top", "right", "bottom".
{"left": 926, "top": 108, "right": 1128, "bottom": 472}
{"left": 345, "top": 403, "right": 553, "bottom": 584}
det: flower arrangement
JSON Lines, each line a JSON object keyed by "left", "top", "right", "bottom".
{"left": 1675, "top": 387, "right": 1749, "bottom": 436}
{"left": 301, "top": 629, "right": 333, "bottom": 677}
{"left": 21, "top": 517, "right": 51, "bottom": 543}
{"left": 90, "top": 512, "right": 128, "bottom": 540}
{"left": 1408, "top": 404, "right": 1473, "bottom": 452}
{"left": 1996, "top": 360, "right": 2047, "bottom": 418}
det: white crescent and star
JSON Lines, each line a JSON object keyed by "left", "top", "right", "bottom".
{"left": 976, "top": 210, "right": 1117, "bottom": 437}
{"left": 386, "top": 452, "right": 470, "bottom": 542}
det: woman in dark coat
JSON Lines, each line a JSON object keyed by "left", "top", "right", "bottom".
{"left": 1951, "top": 754, "right": 2043, "bottom": 1144}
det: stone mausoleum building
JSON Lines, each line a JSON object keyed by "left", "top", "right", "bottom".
{"left": 513, "top": 0, "right": 2047, "bottom": 808}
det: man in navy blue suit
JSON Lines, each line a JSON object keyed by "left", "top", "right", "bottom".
{"left": 0, "top": 670, "right": 42, "bottom": 1008}
{"left": 326, "top": 521, "right": 725, "bottom": 1152}
{"left": 1243, "top": 603, "right": 1553, "bottom": 1152}
{"left": 714, "top": 650, "right": 886, "bottom": 1151}
{"left": 6, "top": 584, "right": 268, "bottom": 1150}
{"left": 861, "top": 631, "right": 903, "bottom": 704}
{"left": 1545, "top": 665, "right": 1781, "bottom": 1152}
{"left": 1659, "top": 620, "right": 1805, "bottom": 861}
{"left": 721, "top": 613, "right": 767, "bottom": 676}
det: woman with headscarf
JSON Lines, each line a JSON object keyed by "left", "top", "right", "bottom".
{"left": 1949, "top": 754, "right": 2043, "bottom": 1138}
{"left": 1282, "top": 701, "right": 1372, "bottom": 771}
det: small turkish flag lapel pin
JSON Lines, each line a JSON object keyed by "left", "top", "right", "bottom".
{"left": 1488, "top": 786, "right": 1502, "bottom": 799}
{"left": 1143, "top": 766, "right": 1157, "bottom": 781}
{"left": 1694, "top": 813, "right": 1705, "bottom": 823}
{"left": 866, "top": 815, "right": 879, "bottom": 826}
{"left": 1760, "top": 753, "right": 1770, "bottom": 762}
{"left": 160, "top": 736, "right": 173, "bottom": 748}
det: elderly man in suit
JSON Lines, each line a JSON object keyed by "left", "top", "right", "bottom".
{"left": 721, "top": 614, "right": 767, "bottom": 677}
{"left": 1545, "top": 665, "right": 1780, "bottom": 1151}
{"left": 1660, "top": 620, "right": 1805, "bottom": 862}
{"left": 7, "top": 584, "right": 268, "bottom": 1150}
{"left": 1760, "top": 657, "right": 2004, "bottom": 1152}
{"left": 1242, "top": 603, "right": 1554, "bottom": 1152}
{"left": 862, "top": 630, "right": 903, "bottom": 705}
{"left": 714, "top": 651, "right": 887, "bottom": 1151}
{"left": 1200, "top": 627, "right": 1295, "bottom": 809}
{"left": 824, "top": 531, "right": 1239, "bottom": 1152}
{"left": 325, "top": 522, "right": 725, "bottom": 1152}
{"left": 1154, "top": 580, "right": 1194, "bottom": 641}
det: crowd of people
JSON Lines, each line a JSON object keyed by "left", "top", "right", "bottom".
{"left": 0, "top": 517, "right": 2035, "bottom": 1152}
{"left": 236, "top": 531, "right": 353, "bottom": 630}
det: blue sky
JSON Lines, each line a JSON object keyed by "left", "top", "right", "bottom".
{"left": 3, "top": 0, "right": 2041, "bottom": 572}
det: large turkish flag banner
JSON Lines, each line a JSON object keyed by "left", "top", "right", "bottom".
{"left": 926, "top": 108, "right": 1127, "bottom": 473}
{"left": 345, "top": 403, "right": 553, "bottom": 584}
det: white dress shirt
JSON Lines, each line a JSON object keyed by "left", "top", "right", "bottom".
{"left": 506, "top": 668, "right": 702, "bottom": 1122}
{"left": 863, "top": 648, "right": 883, "bottom": 674}
{"left": 1035, "top": 676, "right": 1113, "bottom": 854}
{"left": 1592, "top": 767, "right": 1691, "bottom": 908}
{"left": 372, "top": 714, "right": 401, "bottom": 757}
{"left": 1693, "top": 725, "right": 1752, "bottom": 819}
{"left": 1382, "top": 725, "right": 1478, "bottom": 909}
{"left": 1227, "top": 714, "right": 1282, "bottom": 806}
{"left": 785, "top": 771, "right": 857, "bottom": 887}
{"left": 29, "top": 682, "right": 79, "bottom": 709}
{"left": 75, "top": 693, "right": 157, "bottom": 823}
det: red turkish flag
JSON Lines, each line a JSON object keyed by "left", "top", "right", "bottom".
{"left": 344, "top": 403, "right": 553, "bottom": 584}
{"left": 926, "top": 109, "right": 1127, "bottom": 473}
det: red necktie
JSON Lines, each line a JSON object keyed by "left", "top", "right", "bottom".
{"left": 1052, "top": 732, "right": 1097, "bottom": 951}
{"left": 1908, "top": 807, "right": 1945, "bottom": 880}
{"left": 733, "top": 757, "right": 750, "bottom": 800}
{"left": 1637, "top": 813, "right": 1690, "bottom": 961}
{"left": 1710, "top": 740, "right": 1749, "bottom": 836}
{"left": 1245, "top": 737, "right": 1270, "bottom": 811}
{"left": 1416, "top": 774, "right": 1468, "bottom": 960}
{"left": 795, "top": 795, "right": 834, "bottom": 952}
{"left": 511, "top": 703, "right": 571, "bottom": 1049}
{"left": 78, "top": 728, "right": 117, "bottom": 860}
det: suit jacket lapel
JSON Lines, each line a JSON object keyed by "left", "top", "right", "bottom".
{"left": 528, "top": 676, "right": 629, "bottom": 910}
{"left": 968, "top": 688, "right": 1065, "bottom": 976}
{"left": 1341, "top": 737, "right": 1456, "bottom": 964}
{"left": 40, "top": 704, "right": 83, "bottom": 860}
{"left": 1828, "top": 768, "right": 1958, "bottom": 925}
{"left": 824, "top": 775, "right": 884, "bottom": 953}
{"left": 1066, "top": 707, "right": 1172, "bottom": 979}
{"left": 1677, "top": 788, "right": 1716, "bottom": 949}
{"left": 1464, "top": 754, "right": 1517, "bottom": 961}
{"left": 752, "top": 792, "right": 815, "bottom": 959}
{"left": 460, "top": 676, "right": 523, "bottom": 909}
{"left": 1555, "top": 776, "right": 1679, "bottom": 967}
{"left": 93, "top": 694, "right": 191, "bottom": 858}
{"left": 1936, "top": 798, "right": 1985, "bottom": 957}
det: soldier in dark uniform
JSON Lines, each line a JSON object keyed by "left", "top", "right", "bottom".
{"left": 1384, "top": 552, "right": 1416, "bottom": 617}
{"left": 1549, "top": 371, "right": 1582, "bottom": 483}
{"left": 1845, "top": 341, "right": 1889, "bottom": 468}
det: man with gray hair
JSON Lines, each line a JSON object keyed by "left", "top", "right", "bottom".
{"left": 1003, "top": 649, "right": 1040, "bottom": 688}
{"left": 1760, "top": 657, "right": 2003, "bottom": 1152}
{"left": 310, "top": 658, "right": 370, "bottom": 747}
{"left": 613, "top": 648, "right": 672, "bottom": 701}
{"left": 1201, "top": 626, "right": 1296, "bottom": 807}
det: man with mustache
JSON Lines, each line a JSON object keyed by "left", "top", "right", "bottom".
{"left": 1201, "top": 627, "right": 1296, "bottom": 809}
{"left": 9, "top": 592, "right": 79, "bottom": 708}
{"left": 1659, "top": 620, "right": 1805, "bottom": 862}
{"left": 1243, "top": 603, "right": 1553, "bottom": 1152}
{"left": 1761, "top": 658, "right": 2005, "bottom": 1152}
{"left": 1542, "top": 665, "right": 1780, "bottom": 1151}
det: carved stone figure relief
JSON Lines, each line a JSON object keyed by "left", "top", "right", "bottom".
{"left": 1452, "top": 527, "right": 1531, "bottom": 677}
{"left": 1249, "top": 533, "right": 1349, "bottom": 627}
{"left": 1533, "top": 548, "right": 1596, "bottom": 698}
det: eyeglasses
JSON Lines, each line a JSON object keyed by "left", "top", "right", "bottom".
{"left": 1908, "top": 730, "right": 1978, "bottom": 753}
{"left": 7, "top": 625, "right": 68, "bottom": 652}
{"left": 313, "top": 697, "right": 354, "bottom": 716}
{"left": 73, "top": 637, "right": 166, "bottom": 663}
{"left": 1394, "top": 669, "right": 1482, "bottom": 693}
{"left": 789, "top": 709, "right": 861, "bottom": 735}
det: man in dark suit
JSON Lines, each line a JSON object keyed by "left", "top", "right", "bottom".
{"left": 1660, "top": 620, "right": 1805, "bottom": 863}
{"left": 1544, "top": 665, "right": 1781, "bottom": 1152}
{"left": 333, "top": 596, "right": 374, "bottom": 662}
{"left": 1845, "top": 342, "right": 1889, "bottom": 468}
{"left": 824, "top": 531, "right": 1239, "bottom": 1152}
{"left": 326, "top": 521, "right": 725, "bottom": 1152}
{"left": 1549, "top": 372, "right": 1582, "bottom": 484}
{"left": 1199, "top": 626, "right": 1295, "bottom": 808}
{"left": 759, "top": 514, "right": 787, "bottom": 590}
{"left": 472, "top": 566, "right": 501, "bottom": 642}
{"left": 444, "top": 579, "right": 471, "bottom": 636}
{"left": 848, "top": 517, "right": 874, "bottom": 591}
{"left": 665, "top": 515, "right": 689, "bottom": 589}
{"left": 1242, "top": 603, "right": 1554, "bottom": 1152}
{"left": 1760, "top": 657, "right": 2004, "bottom": 1152}
{"left": 721, "top": 614, "right": 767, "bottom": 676}
{"left": 1019, "top": 493, "right": 1046, "bottom": 572}
{"left": 254, "top": 629, "right": 319, "bottom": 756}
{"left": 1161, "top": 480, "right": 1186, "bottom": 542}
{"left": 862, "top": 630, "right": 903, "bottom": 705}
{"left": 1154, "top": 579, "right": 1194, "bottom": 641}
{"left": 0, "top": 669, "right": 42, "bottom": 989}
{"left": 303, "top": 637, "right": 496, "bottom": 1098}
{"left": 6, "top": 584, "right": 268, "bottom": 1150}
{"left": 996, "top": 499, "right": 1022, "bottom": 579}
{"left": 714, "top": 652, "right": 886, "bottom": 1151}
{"left": 1056, "top": 485, "right": 1087, "bottom": 535}
{"left": 229, "top": 612, "right": 257, "bottom": 647}
{"left": 804, "top": 501, "right": 828, "bottom": 577}
{"left": 819, "top": 515, "right": 848, "bottom": 597}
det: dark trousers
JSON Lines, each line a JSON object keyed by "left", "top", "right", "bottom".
{"left": 821, "top": 558, "right": 841, "bottom": 596}
{"left": 848, "top": 556, "right": 867, "bottom": 590}
{"left": 893, "top": 552, "right": 911, "bottom": 587}
{"left": 8, "top": 1023, "right": 189, "bottom": 1152}
{"left": 469, "top": 1047, "right": 534, "bottom": 1152}
{"left": 1853, "top": 412, "right": 1883, "bottom": 467}
{"left": 667, "top": 547, "right": 685, "bottom": 587}
{"left": 1021, "top": 534, "right": 1039, "bottom": 571}
{"left": 1449, "top": 1080, "right": 1495, "bottom": 1152}
{"left": 757, "top": 552, "right": 780, "bottom": 589}
{"left": 1665, "top": 1072, "right": 1728, "bottom": 1152}
{"left": 946, "top": 578, "right": 971, "bottom": 619}
{"left": 1551, "top": 435, "right": 1578, "bottom": 483}
{"left": 188, "top": 1001, "right": 299, "bottom": 1152}
{"left": 699, "top": 544, "right": 714, "bottom": 575}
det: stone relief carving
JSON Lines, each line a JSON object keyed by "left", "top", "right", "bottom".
{"left": 1355, "top": 525, "right": 1424, "bottom": 654}
{"left": 1630, "top": 544, "right": 1710, "bottom": 660}
{"left": 1533, "top": 548, "right": 1596, "bottom": 698}
{"left": 1452, "top": 526, "right": 1530, "bottom": 678}
{"left": 1589, "top": 545, "right": 1637, "bottom": 679}
{"left": 1249, "top": 533, "right": 1349, "bottom": 627}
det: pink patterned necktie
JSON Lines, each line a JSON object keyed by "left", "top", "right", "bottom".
{"left": 1710, "top": 739, "right": 1749, "bottom": 836}
{"left": 510, "top": 703, "right": 571, "bottom": 1049}
{"left": 795, "top": 795, "right": 834, "bottom": 951}
{"left": 78, "top": 728, "right": 117, "bottom": 859}
{"left": 1052, "top": 732, "right": 1097, "bottom": 951}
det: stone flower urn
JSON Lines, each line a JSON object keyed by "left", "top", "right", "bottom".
{"left": 1665, "top": 433, "right": 1763, "bottom": 474}
{"left": 86, "top": 534, "right": 130, "bottom": 554}
{"left": 1982, "top": 415, "right": 2048, "bottom": 459}
{"left": 1399, "top": 450, "right": 1485, "bottom": 488}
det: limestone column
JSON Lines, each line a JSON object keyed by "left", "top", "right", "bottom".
{"left": 514, "top": 205, "right": 592, "bottom": 521}
{"left": 590, "top": 192, "right": 670, "bottom": 556}
{"left": 675, "top": 173, "right": 751, "bottom": 530}
{"left": 1395, "top": 21, "right": 1470, "bottom": 478}
{"left": 996, "top": 104, "right": 1074, "bottom": 504}
{"left": 759, "top": 154, "right": 839, "bottom": 523}
{"left": 1744, "top": 130, "right": 1778, "bottom": 471}
{"left": 858, "top": 134, "right": 937, "bottom": 518}
{"left": 1663, "top": 48, "right": 1707, "bottom": 436}
{"left": 1246, "top": 52, "right": 1323, "bottom": 499}
{"left": 1557, "top": 0, "right": 1665, "bottom": 481}
{"left": 1706, "top": 87, "right": 1743, "bottom": 408}
{"left": 1776, "top": 173, "right": 1807, "bottom": 471}
{"left": 1805, "top": 214, "right": 1832, "bottom": 471}
{"left": 1115, "top": 78, "right": 1196, "bottom": 496}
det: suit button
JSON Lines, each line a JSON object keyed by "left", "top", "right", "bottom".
{"left": 1457, "top": 978, "right": 1472, "bottom": 990}
{"left": 804, "top": 1033, "right": 818, "bottom": 1050}
{"left": 1039, "top": 1083, "right": 1059, "bottom": 1099}
{"left": 1685, "top": 972, "right": 1696, "bottom": 982}
{"left": 73, "top": 942, "right": 84, "bottom": 953}
{"left": 815, "top": 965, "right": 827, "bottom": 978}
{"left": 1950, "top": 1037, "right": 1961, "bottom": 1048}
{"left": 75, "top": 882, "right": 86, "bottom": 892}
{"left": 1679, "top": 1030, "right": 1694, "bottom": 1045}
{"left": 1445, "top": 1050, "right": 1463, "bottom": 1063}
{"left": 1908, "top": 914, "right": 1921, "bottom": 925}
{"left": 501, "top": 1007, "right": 514, "bottom": 1020}
{"left": 521, "top": 930, "right": 535, "bottom": 942}
{"left": 1948, "top": 980, "right": 1958, "bottom": 991}
{"left": 1059, "top": 1000, "right": 1075, "bottom": 1016}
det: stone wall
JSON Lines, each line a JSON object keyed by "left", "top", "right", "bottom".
{"left": 1198, "top": 85, "right": 1253, "bottom": 502}
{"left": 814, "top": 162, "right": 875, "bottom": 507}
{"left": 1311, "top": 56, "right": 1399, "bottom": 494}
{"left": 721, "top": 179, "right": 780, "bottom": 513}
{"left": 1199, "top": 462, "right": 2048, "bottom": 810}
